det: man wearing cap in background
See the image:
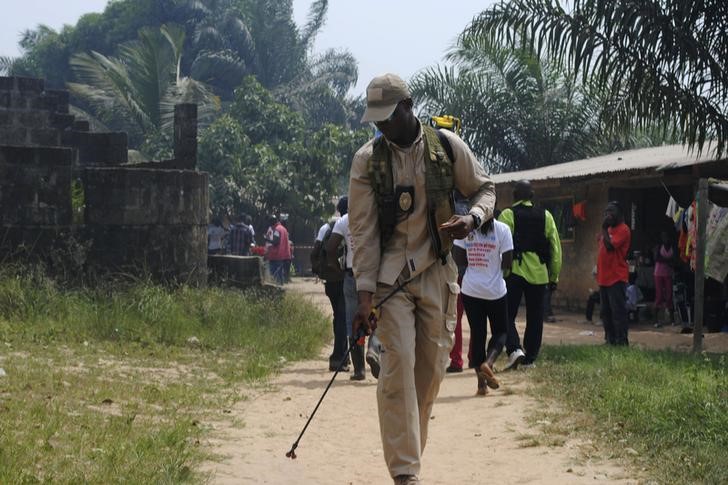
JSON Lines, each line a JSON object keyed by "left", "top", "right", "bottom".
{"left": 348, "top": 73, "right": 495, "bottom": 485}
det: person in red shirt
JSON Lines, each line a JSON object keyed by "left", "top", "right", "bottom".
{"left": 597, "top": 201, "right": 632, "bottom": 345}
{"left": 264, "top": 214, "right": 292, "bottom": 285}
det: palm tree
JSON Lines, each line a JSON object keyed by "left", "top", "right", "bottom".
{"left": 0, "top": 26, "right": 62, "bottom": 79}
{"left": 410, "top": 36, "right": 610, "bottom": 173}
{"left": 180, "top": 0, "right": 358, "bottom": 127}
{"left": 464, "top": 0, "right": 728, "bottom": 157}
{"left": 274, "top": 48, "right": 359, "bottom": 128}
{"left": 176, "top": 0, "right": 259, "bottom": 96}
{"left": 67, "top": 24, "right": 218, "bottom": 146}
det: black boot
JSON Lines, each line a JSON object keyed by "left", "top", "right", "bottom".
{"left": 350, "top": 338, "right": 366, "bottom": 381}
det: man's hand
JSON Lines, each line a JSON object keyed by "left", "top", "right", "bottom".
{"left": 548, "top": 282, "right": 558, "bottom": 291}
{"left": 352, "top": 291, "right": 375, "bottom": 341}
{"left": 439, "top": 215, "right": 474, "bottom": 240}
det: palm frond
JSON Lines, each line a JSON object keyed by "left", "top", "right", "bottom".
{"left": 160, "top": 77, "right": 220, "bottom": 131}
{"left": 307, "top": 49, "right": 358, "bottom": 96}
{"left": 69, "top": 51, "right": 151, "bottom": 132}
{"left": 69, "top": 24, "right": 216, "bottom": 145}
{"left": 300, "top": 0, "right": 328, "bottom": 51}
{"left": 191, "top": 50, "right": 248, "bottom": 85}
{"left": 466, "top": 0, "right": 728, "bottom": 157}
{"left": 67, "top": 104, "right": 113, "bottom": 133}
{"left": 0, "top": 56, "right": 15, "bottom": 75}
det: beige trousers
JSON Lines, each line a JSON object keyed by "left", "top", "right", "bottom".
{"left": 375, "top": 257, "right": 459, "bottom": 478}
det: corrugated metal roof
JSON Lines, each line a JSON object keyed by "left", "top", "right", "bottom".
{"left": 490, "top": 144, "right": 721, "bottom": 184}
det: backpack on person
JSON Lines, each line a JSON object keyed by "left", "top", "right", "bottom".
{"left": 311, "top": 223, "right": 344, "bottom": 281}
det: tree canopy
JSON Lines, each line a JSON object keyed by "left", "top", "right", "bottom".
{"left": 198, "top": 77, "right": 369, "bottom": 226}
{"left": 68, "top": 24, "right": 219, "bottom": 146}
{"left": 411, "top": 39, "right": 612, "bottom": 173}
{"left": 1, "top": 0, "right": 369, "bottom": 223}
{"left": 465, "top": 0, "right": 728, "bottom": 157}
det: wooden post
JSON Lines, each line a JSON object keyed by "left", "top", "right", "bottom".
{"left": 693, "top": 178, "right": 709, "bottom": 353}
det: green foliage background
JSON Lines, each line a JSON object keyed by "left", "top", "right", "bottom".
{"left": 4, "top": 0, "right": 725, "bottom": 222}
{"left": 2, "top": 0, "right": 368, "bottom": 225}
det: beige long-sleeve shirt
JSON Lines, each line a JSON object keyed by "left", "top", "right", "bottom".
{"left": 348, "top": 123, "right": 496, "bottom": 293}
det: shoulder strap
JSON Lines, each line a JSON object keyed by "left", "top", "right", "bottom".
{"left": 435, "top": 129, "right": 455, "bottom": 164}
{"left": 368, "top": 137, "right": 396, "bottom": 247}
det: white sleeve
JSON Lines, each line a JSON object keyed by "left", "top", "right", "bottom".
{"left": 315, "top": 224, "right": 328, "bottom": 242}
{"left": 453, "top": 238, "right": 466, "bottom": 249}
{"left": 499, "top": 222, "right": 514, "bottom": 253}
{"left": 332, "top": 215, "right": 347, "bottom": 237}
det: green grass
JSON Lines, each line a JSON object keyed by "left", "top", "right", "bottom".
{"left": 0, "top": 269, "right": 330, "bottom": 483}
{"left": 531, "top": 345, "right": 728, "bottom": 484}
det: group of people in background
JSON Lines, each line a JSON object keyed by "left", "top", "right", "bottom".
{"left": 207, "top": 212, "right": 293, "bottom": 285}
{"left": 314, "top": 178, "right": 567, "bottom": 394}
{"left": 207, "top": 214, "right": 255, "bottom": 256}
{"left": 310, "top": 196, "right": 381, "bottom": 381}
{"left": 446, "top": 180, "right": 563, "bottom": 383}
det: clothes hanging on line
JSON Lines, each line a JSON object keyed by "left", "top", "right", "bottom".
{"left": 665, "top": 196, "right": 679, "bottom": 220}
{"left": 572, "top": 201, "right": 587, "bottom": 221}
{"left": 673, "top": 207, "right": 685, "bottom": 232}
{"left": 705, "top": 204, "right": 728, "bottom": 283}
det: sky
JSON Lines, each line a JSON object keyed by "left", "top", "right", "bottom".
{"left": 0, "top": 0, "right": 495, "bottom": 96}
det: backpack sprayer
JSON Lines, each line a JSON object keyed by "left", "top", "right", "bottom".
{"left": 429, "top": 114, "right": 462, "bottom": 135}
{"left": 285, "top": 278, "right": 409, "bottom": 459}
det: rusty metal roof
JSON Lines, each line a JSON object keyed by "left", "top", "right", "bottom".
{"left": 490, "top": 144, "right": 722, "bottom": 184}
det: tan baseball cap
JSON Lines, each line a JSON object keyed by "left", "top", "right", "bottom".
{"left": 361, "top": 73, "right": 411, "bottom": 123}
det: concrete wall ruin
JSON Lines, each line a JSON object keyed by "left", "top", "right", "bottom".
{"left": 0, "top": 76, "right": 208, "bottom": 285}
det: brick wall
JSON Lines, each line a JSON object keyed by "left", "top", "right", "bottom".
{"left": 0, "top": 76, "right": 209, "bottom": 285}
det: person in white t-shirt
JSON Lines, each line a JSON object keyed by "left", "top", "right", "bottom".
{"left": 453, "top": 216, "right": 513, "bottom": 395}
{"left": 310, "top": 202, "right": 347, "bottom": 372}
{"left": 328, "top": 212, "right": 382, "bottom": 381}
{"left": 207, "top": 216, "right": 227, "bottom": 255}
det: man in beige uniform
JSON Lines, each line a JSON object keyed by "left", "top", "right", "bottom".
{"left": 349, "top": 73, "right": 495, "bottom": 485}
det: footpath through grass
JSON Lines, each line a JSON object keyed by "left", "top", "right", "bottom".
{"left": 531, "top": 345, "right": 728, "bottom": 484}
{"left": 0, "top": 269, "right": 329, "bottom": 484}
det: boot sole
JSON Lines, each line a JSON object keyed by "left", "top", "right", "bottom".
{"left": 366, "top": 353, "right": 380, "bottom": 379}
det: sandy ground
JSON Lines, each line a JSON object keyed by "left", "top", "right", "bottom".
{"left": 203, "top": 277, "right": 728, "bottom": 484}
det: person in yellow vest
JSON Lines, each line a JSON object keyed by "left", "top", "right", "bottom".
{"left": 348, "top": 73, "right": 495, "bottom": 485}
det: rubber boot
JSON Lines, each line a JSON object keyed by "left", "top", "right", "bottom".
{"left": 350, "top": 338, "right": 366, "bottom": 381}
{"left": 485, "top": 348, "right": 499, "bottom": 371}
{"left": 366, "top": 332, "right": 381, "bottom": 379}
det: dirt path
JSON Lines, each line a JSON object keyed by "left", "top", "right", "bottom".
{"left": 204, "top": 277, "right": 728, "bottom": 484}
